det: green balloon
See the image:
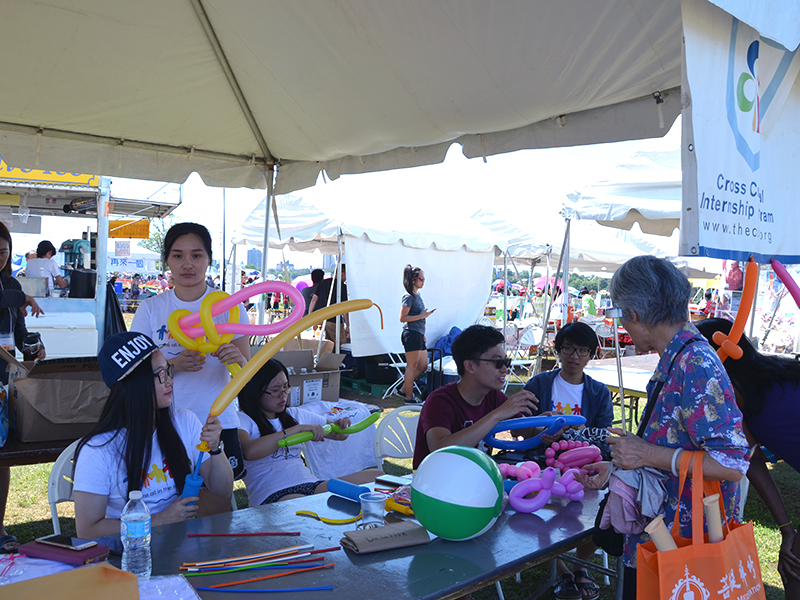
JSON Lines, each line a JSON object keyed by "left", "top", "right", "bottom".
{"left": 277, "top": 411, "right": 380, "bottom": 447}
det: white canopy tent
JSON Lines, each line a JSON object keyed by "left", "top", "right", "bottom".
{"left": 4, "top": 1, "right": 794, "bottom": 195}
{"left": 232, "top": 196, "right": 506, "bottom": 356}
{"left": 562, "top": 121, "right": 683, "bottom": 237}
{"left": 560, "top": 120, "right": 723, "bottom": 278}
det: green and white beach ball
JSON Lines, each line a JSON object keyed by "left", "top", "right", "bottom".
{"left": 411, "top": 446, "right": 504, "bottom": 541}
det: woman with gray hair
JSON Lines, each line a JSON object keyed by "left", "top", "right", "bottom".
{"left": 581, "top": 255, "right": 750, "bottom": 600}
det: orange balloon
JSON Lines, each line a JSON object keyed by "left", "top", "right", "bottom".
{"left": 716, "top": 257, "right": 757, "bottom": 363}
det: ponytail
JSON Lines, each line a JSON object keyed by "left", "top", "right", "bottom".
{"left": 403, "top": 265, "right": 422, "bottom": 294}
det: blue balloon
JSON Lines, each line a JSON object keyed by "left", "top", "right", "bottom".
{"left": 482, "top": 415, "right": 586, "bottom": 450}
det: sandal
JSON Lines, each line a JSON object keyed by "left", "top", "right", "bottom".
{"left": 573, "top": 568, "right": 600, "bottom": 600}
{"left": 0, "top": 534, "right": 19, "bottom": 554}
{"left": 553, "top": 572, "right": 581, "bottom": 600}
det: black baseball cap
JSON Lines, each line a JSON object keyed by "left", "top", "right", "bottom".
{"left": 98, "top": 332, "right": 159, "bottom": 388}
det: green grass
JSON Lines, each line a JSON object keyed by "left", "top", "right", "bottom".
{"left": 5, "top": 406, "right": 797, "bottom": 599}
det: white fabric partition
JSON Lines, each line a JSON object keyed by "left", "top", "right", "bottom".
{"left": 346, "top": 235, "right": 494, "bottom": 357}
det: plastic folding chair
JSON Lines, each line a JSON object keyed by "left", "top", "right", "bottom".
{"left": 372, "top": 406, "right": 421, "bottom": 468}
{"left": 595, "top": 323, "right": 618, "bottom": 359}
{"left": 48, "top": 439, "right": 80, "bottom": 535}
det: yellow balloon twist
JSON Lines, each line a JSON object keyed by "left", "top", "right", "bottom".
{"left": 167, "top": 290, "right": 242, "bottom": 377}
{"left": 208, "top": 299, "right": 379, "bottom": 416}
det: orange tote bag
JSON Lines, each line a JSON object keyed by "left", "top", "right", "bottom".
{"left": 637, "top": 451, "right": 766, "bottom": 600}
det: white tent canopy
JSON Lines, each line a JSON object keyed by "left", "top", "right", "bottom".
{"left": 233, "top": 196, "right": 505, "bottom": 356}
{"left": 474, "top": 206, "right": 722, "bottom": 279}
{"left": 3, "top": 1, "right": 795, "bottom": 195}
{"left": 233, "top": 195, "right": 504, "bottom": 254}
{"left": 562, "top": 121, "right": 683, "bottom": 236}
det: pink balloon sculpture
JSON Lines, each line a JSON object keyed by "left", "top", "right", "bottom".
{"left": 545, "top": 441, "right": 602, "bottom": 471}
{"left": 498, "top": 461, "right": 541, "bottom": 481}
{"left": 508, "top": 467, "right": 585, "bottom": 513}
{"left": 176, "top": 281, "right": 306, "bottom": 338}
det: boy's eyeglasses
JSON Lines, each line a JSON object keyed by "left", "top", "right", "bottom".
{"left": 153, "top": 364, "right": 175, "bottom": 384}
{"left": 559, "top": 346, "right": 591, "bottom": 357}
{"left": 472, "top": 357, "right": 512, "bottom": 369}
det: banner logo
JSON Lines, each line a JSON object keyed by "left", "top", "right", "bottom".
{"left": 726, "top": 19, "right": 800, "bottom": 172}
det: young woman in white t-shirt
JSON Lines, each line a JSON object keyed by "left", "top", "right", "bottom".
{"left": 73, "top": 332, "right": 233, "bottom": 540}
{"left": 131, "top": 223, "right": 251, "bottom": 515}
{"left": 237, "top": 359, "right": 382, "bottom": 505}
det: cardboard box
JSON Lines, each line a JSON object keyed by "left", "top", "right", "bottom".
{"left": 276, "top": 349, "right": 346, "bottom": 406}
{"left": 0, "top": 348, "right": 109, "bottom": 442}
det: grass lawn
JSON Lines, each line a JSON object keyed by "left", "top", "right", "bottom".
{"left": 5, "top": 405, "right": 797, "bottom": 599}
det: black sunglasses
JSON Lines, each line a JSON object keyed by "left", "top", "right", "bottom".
{"left": 472, "top": 357, "right": 512, "bottom": 369}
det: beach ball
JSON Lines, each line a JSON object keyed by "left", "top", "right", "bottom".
{"left": 411, "top": 446, "right": 504, "bottom": 541}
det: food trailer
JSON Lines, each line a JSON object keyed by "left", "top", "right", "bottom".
{"left": 0, "top": 157, "right": 179, "bottom": 357}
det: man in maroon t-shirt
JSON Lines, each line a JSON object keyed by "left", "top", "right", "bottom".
{"left": 413, "top": 325, "right": 538, "bottom": 469}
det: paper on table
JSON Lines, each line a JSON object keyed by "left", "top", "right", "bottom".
{"left": 340, "top": 520, "right": 430, "bottom": 554}
{"left": 2, "top": 562, "right": 138, "bottom": 600}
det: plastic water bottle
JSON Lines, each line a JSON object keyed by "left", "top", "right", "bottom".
{"left": 120, "top": 490, "right": 151, "bottom": 580}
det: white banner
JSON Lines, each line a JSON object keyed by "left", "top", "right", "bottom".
{"left": 680, "top": 0, "right": 800, "bottom": 263}
{"left": 346, "top": 235, "right": 494, "bottom": 357}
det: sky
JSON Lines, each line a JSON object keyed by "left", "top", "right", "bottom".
{"left": 17, "top": 119, "right": 681, "bottom": 273}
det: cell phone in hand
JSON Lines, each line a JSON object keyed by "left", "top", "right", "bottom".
{"left": 36, "top": 534, "right": 98, "bottom": 551}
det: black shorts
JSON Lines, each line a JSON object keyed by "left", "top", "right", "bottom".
{"left": 401, "top": 329, "right": 426, "bottom": 352}
{"left": 261, "top": 481, "right": 326, "bottom": 505}
{"left": 220, "top": 428, "right": 247, "bottom": 480}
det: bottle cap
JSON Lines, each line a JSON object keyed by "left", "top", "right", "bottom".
{"left": 129, "top": 490, "right": 143, "bottom": 500}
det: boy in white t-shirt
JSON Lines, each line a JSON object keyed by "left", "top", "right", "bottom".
{"left": 523, "top": 321, "right": 613, "bottom": 600}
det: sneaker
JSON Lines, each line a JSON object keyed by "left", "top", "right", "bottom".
{"left": 405, "top": 395, "right": 424, "bottom": 405}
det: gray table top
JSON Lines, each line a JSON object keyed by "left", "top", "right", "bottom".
{"left": 151, "top": 488, "right": 602, "bottom": 599}
{"left": 584, "top": 353, "right": 659, "bottom": 395}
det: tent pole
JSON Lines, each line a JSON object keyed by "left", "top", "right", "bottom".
{"left": 543, "top": 248, "right": 551, "bottom": 331}
{"left": 562, "top": 217, "right": 571, "bottom": 325}
{"left": 748, "top": 267, "right": 759, "bottom": 340}
{"left": 257, "top": 167, "right": 273, "bottom": 332}
{"left": 507, "top": 252, "right": 531, "bottom": 320}
{"left": 222, "top": 188, "right": 226, "bottom": 292}
{"left": 233, "top": 244, "right": 239, "bottom": 295}
{"left": 503, "top": 252, "right": 508, "bottom": 331}
{"left": 334, "top": 229, "right": 343, "bottom": 353}
{"left": 534, "top": 236, "right": 566, "bottom": 376}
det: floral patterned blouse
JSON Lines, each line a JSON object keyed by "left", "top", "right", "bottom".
{"left": 622, "top": 322, "right": 750, "bottom": 567}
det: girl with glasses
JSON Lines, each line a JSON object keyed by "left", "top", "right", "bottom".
{"left": 523, "top": 321, "right": 613, "bottom": 600}
{"left": 400, "top": 264, "right": 436, "bottom": 404}
{"left": 73, "top": 333, "right": 233, "bottom": 543}
{"left": 237, "top": 358, "right": 382, "bottom": 505}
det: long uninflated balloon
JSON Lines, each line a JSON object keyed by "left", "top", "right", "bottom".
{"left": 771, "top": 259, "right": 800, "bottom": 310}
{"left": 713, "top": 257, "right": 757, "bottom": 363}
{"left": 277, "top": 412, "right": 381, "bottom": 447}
{"left": 208, "top": 299, "right": 379, "bottom": 417}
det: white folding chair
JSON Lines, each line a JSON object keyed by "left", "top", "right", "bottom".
{"left": 48, "top": 439, "right": 80, "bottom": 535}
{"left": 373, "top": 406, "right": 421, "bottom": 468}
{"left": 505, "top": 324, "right": 540, "bottom": 391}
{"left": 503, "top": 322, "right": 520, "bottom": 346}
{"left": 595, "top": 323, "right": 617, "bottom": 359}
{"left": 381, "top": 352, "right": 427, "bottom": 400}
